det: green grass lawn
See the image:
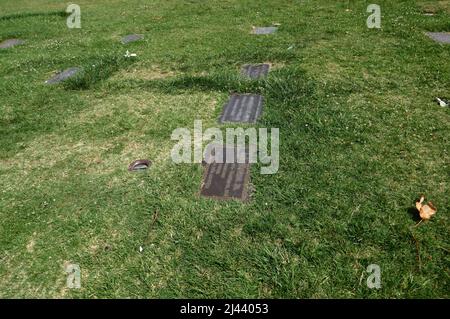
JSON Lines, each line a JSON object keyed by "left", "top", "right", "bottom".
{"left": 0, "top": 0, "right": 449, "bottom": 298}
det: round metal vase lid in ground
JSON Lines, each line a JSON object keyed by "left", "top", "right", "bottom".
{"left": 128, "top": 159, "right": 152, "bottom": 172}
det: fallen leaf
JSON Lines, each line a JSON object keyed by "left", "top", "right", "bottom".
{"left": 124, "top": 50, "right": 137, "bottom": 58}
{"left": 420, "top": 202, "right": 437, "bottom": 220}
{"left": 415, "top": 195, "right": 437, "bottom": 221}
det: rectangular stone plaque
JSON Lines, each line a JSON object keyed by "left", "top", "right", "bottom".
{"left": 0, "top": 39, "right": 25, "bottom": 49}
{"left": 218, "top": 94, "right": 263, "bottom": 124}
{"left": 45, "top": 67, "right": 81, "bottom": 84}
{"left": 200, "top": 146, "right": 250, "bottom": 201}
{"left": 200, "top": 162, "right": 250, "bottom": 201}
{"left": 426, "top": 32, "right": 450, "bottom": 44}
{"left": 121, "top": 34, "right": 144, "bottom": 44}
{"left": 241, "top": 64, "right": 270, "bottom": 79}
{"left": 252, "top": 27, "right": 278, "bottom": 35}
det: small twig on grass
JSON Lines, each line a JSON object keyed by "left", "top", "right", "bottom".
{"left": 143, "top": 210, "right": 159, "bottom": 246}
{"left": 436, "top": 245, "right": 450, "bottom": 253}
{"left": 152, "top": 210, "right": 159, "bottom": 226}
{"left": 358, "top": 270, "right": 365, "bottom": 286}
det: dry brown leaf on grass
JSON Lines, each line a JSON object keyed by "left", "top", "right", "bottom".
{"left": 415, "top": 195, "right": 437, "bottom": 225}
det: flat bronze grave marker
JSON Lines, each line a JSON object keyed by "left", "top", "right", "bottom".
{"left": 200, "top": 146, "right": 251, "bottom": 201}
{"left": 241, "top": 64, "right": 270, "bottom": 79}
{"left": 45, "top": 67, "right": 81, "bottom": 84}
{"left": 426, "top": 32, "right": 450, "bottom": 44}
{"left": 218, "top": 94, "right": 263, "bottom": 124}
{"left": 121, "top": 34, "right": 144, "bottom": 44}
{"left": 252, "top": 27, "right": 278, "bottom": 35}
{"left": 0, "top": 39, "right": 25, "bottom": 49}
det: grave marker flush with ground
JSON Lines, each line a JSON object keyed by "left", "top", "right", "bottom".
{"left": 218, "top": 94, "right": 264, "bottom": 124}
{"left": 200, "top": 145, "right": 251, "bottom": 202}
{"left": 241, "top": 64, "right": 270, "bottom": 79}
{"left": 252, "top": 27, "right": 278, "bottom": 35}
{"left": 0, "top": 39, "right": 25, "bottom": 49}
{"left": 45, "top": 67, "right": 81, "bottom": 84}
{"left": 121, "top": 34, "right": 144, "bottom": 44}
{"left": 426, "top": 32, "right": 450, "bottom": 44}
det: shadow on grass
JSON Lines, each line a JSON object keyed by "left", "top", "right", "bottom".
{"left": 105, "top": 66, "right": 317, "bottom": 106}
{"left": 63, "top": 54, "right": 137, "bottom": 90}
{"left": 0, "top": 10, "right": 67, "bottom": 22}
{"left": 407, "top": 206, "right": 421, "bottom": 223}
{"left": 0, "top": 53, "right": 137, "bottom": 158}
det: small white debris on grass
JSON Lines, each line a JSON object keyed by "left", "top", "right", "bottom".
{"left": 139, "top": 246, "right": 143, "bottom": 253}
{"left": 124, "top": 50, "right": 137, "bottom": 58}
{"left": 436, "top": 97, "right": 448, "bottom": 107}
